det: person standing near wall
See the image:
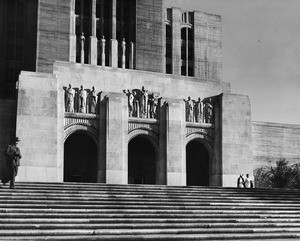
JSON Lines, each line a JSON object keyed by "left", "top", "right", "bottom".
{"left": 237, "top": 174, "right": 245, "bottom": 188}
{"left": 244, "top": 174, "right": 254, "bottom": 188}
{"left": 2, "top": 137, "right": 22, "bottom": 189}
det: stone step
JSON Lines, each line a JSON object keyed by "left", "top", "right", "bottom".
{"left": 1, "top": 208, "right": 299, "bottom": 214}
{"left": 0, "top": 222, "right": 299, "bottom": 229}
{"left": 0, "top": 182, "right": 298, "bottom": 240}
{"left": 0, "top": 217, "right": 299, "bottom": 224}
{"left": 12, "top": 182, "right": 300, "bottom": 195}
{"left": 0, "top": 212, "right": 299, "bottom": 219}
{"left": 1, "top": 232, "right": 298, "bottom": 241}
{"left": 1, "top": 192, "right": 300, "bottom": 203}
{"left": 0, "top": 199, "right": 299, "bottom": 209}
{"left": 0, "top": 203, "right": 300, "bottom": 211}
{"left": 0, "top": 227, "right": 299, "bottom": 236}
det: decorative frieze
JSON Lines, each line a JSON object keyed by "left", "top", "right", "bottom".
{"left": 64, "top": 112, "right": 99, "bottom": 130}
{"left": 128, "top": 117, "right": 159, "bottom": 134}
{"left": 186, "top": 122, "right": 214, "bottom": 139}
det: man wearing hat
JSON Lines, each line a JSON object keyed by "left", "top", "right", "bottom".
{"left": 2, "top": 137, "right": 22, "bottom": 189}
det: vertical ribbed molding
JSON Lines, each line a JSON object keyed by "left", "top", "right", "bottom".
{"left": 69, "top": 0, "right": 76, "bottom": 62}
{"left": 110, "top": 0, "right": 118, "bottom": 68}
{"left": 89, "top": 0, "right": 98, "bottom": 65}
{"left": 172, "top": 8, "right": 182, "bottom": 76}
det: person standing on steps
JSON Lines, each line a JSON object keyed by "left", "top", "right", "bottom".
{"left": 244, "top": 174, "right": 254, "bottom": 188}
{"left": 2, "top": 137, "right": 22, "bottom": 189}
{"left": 237, "top": 174, "right": 245, "bottom": 188}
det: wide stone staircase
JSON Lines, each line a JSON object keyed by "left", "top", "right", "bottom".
{"left": 0, "top": 182, "right": 299, "bottom": 240}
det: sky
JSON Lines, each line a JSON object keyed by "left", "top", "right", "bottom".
{"left": 165, "top": 0, "right": 300, "bottom": 125}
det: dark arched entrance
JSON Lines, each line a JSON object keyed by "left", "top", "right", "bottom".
{"left": 128, "top": 136, "right": 156, "bottom": 184}
{"left": 64, "top": 132, "right": 97, "bottom": 183}
{"left": 186, "top": 140, "right": 210, "bottom": 186}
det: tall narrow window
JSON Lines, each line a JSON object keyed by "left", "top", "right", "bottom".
{"left": 116, "top": 0, "right": 136, "bottom": 69}
{"left": 96, "top": 0, "right": 111, "bottom": 66}
{"left": 181, "top": 12, "right": 194, "bottom": 77}
{"left": 75, "top": 0, "right": 92, "bottom": 64}
{"left": 166, "top": 24, "right": 172, "bottom": 74}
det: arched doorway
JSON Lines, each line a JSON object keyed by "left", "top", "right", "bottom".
{"left": 186, "top": 139, "right": 210, "bottom": 186}
{"left": 64, "top": 132, "right": 97, "bottom": 183}
{"left": 128, "top": 136, "right": 156, "bottom": 184}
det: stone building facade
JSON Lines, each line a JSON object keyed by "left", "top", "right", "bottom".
{"left": 0, "top": 0, "right": 299, "bottom": 187}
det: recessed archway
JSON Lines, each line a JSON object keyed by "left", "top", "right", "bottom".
{"left": 64, "top": 132, "right": 97, "bottom": 183}
{"left": 186, "top": 139, "right": 210, "bottom": 186}
{"left": 128, "top": 136, "right": 156, "bottom": 184}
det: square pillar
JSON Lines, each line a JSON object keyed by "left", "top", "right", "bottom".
{"left": 221, "top": 93, "right": 253, "bottom": 187}
{"left": 89, "top": 36, "right": 98, "bottom": 65}
{"left": 105, "top": 92, "right": 128, "bottom": 184}
{"left": 109, "top": 39, "right": 118, "bottom": 68}
{"left": 165, "top": 98, "right": 186, "bottom": 186}
{"left": 172, "top": 8, "right": 181, "bottom": 76}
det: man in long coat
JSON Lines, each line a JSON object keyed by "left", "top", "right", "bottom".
{"left": 2, "top": 137, "right": 22, "bottom": 189}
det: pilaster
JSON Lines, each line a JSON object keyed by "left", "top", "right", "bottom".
{"left": 172, "top": 8, "right": 182, "bottom": 76}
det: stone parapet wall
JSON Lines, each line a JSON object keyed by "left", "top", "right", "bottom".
{"left": 252, "top": 121, "right": 300, "bottom": 169}
{"left": 0, "top": 100, "right": 17, "bottom": 179}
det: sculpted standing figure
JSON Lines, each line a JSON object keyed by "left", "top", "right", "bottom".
{"left": 124, "top": 90, "right": 134, "bottom": 117}
{"left": 184, "top": 97, "right": 194, "bottom": 122}
{"left": 141, "top": 86, "right": 149, "bottom": 118}
{"left": 149, "top": 94, "right": 158, "bottom": 119}
{"left": 204, "top": 98, "right": 213, "bottom": 123}
{"left": 132, "top": 90, "right": 139, "bottom": 117}
{"left": 90, "top": 86, "right": 97, "bottom": 114}
{"left": 101, "top": 36, "right": 106, "bottom": 66}
{"left": 79, "top": 85, "right": 87, "bottom": 113}
{"left": 195, "top": 98, "right": 203, "bottom": 123}
{"left": 80, "top": 33, "right": 85, "bottom": 64}
{"left": 2, "top": 137, "right": 22, "bottom": 189}
{"left": 66, "top": 84, "right": 75, "bottom": 112}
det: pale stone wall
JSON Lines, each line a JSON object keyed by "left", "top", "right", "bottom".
{"left": 36, "top": 0, "right": 71, "bottom": 73}
{"left": 15, "top": 71, "right": 61, "bottom": 182}
{"left": 136, "top": 0, "right": 165, "bottom": 73}
{"left": 252, "top": 121, "right": 300, "bottom": 169}
{"left": 52, "top": 61, "right": 230, "bottom": 186}
{"left": 221, "top": 93, "right": 253, "bottom": 187}
{"left": 0, "top": 100, "right": 16, "bottom": 179}
{"left": 53, "top": 61, "right": 230, "bottom": 100}
{"left": 194, "top": 11, "right": 222, "bottom": 81}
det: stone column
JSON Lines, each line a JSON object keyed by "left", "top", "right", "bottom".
{"left": 80, "top": 33, "right": 85, "bottom": 64}
{"left": 111, "top": 0, "right": 117, "bottom": 39}
{"left": 69, "top": 0, "right": 76, "bottom": 62}
{"left": 165, "top": 98, "right": 186, "bottom": 186}
{"left": 101, "top": 36, "right": 106, "bottom": 66}
{"left": 129, "top": 42, "right": 134, "bottom": 69}
{"left": 172, "top": 8, "right": 181, "bottom": 76}
{"left": 109, "top": 39, "right": 118, "bottom": 68}
{"left": 89, "top": 0, "right": 97, "bottom": 65}
{"left": 121, "top": 39, "right": 126, "bottom": 69}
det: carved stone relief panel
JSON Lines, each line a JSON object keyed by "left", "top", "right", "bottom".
{"left": 124, "top": 86, "right": 160, "bottom": 119}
